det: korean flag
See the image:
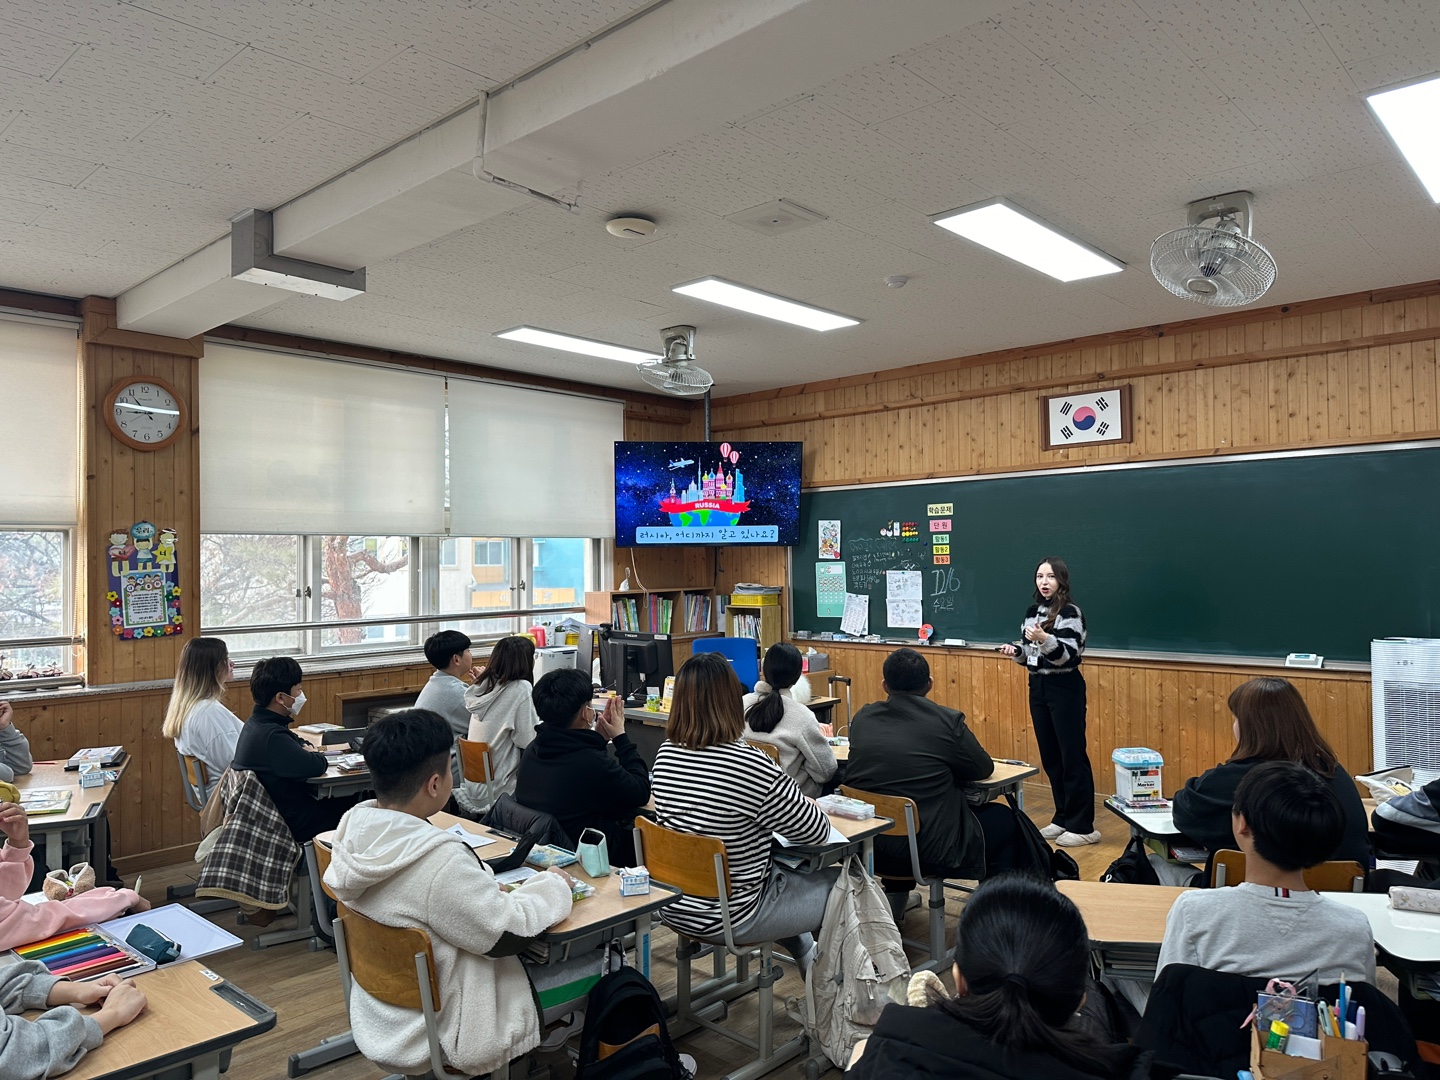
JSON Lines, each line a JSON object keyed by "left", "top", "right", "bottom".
{"left": 1048, "top": 389, "right": 1124, "bottom": 445}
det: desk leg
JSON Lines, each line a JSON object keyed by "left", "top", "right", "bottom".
{"left": 636, "top": 911, "right": 651, "bottom": 979}
{"left": 1012, "top": 781, "right": 1025, "bottom": 812}
{"left": 91, "top": 810, "right": 109, "bottom": 877}
{"left": 863, "top": 837, "right": 874, "bottom": 876}
{"left": 189, "top": 1050, "right": 224, "bottom": 1080}
{"left": 43, "top": 830, "right": 62, "bottom": 874}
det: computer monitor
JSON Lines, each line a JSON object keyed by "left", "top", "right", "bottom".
{"left": 599, "top": 630, "right": 675, "bottom": 707}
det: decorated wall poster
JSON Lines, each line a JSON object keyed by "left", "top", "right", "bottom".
{"left": 818, "top": 519, "right": 841, "bottom": 560}
{"left": 107, "top": 520, "right": 182, "bottom": 639}
{"left": 815, "top": 562, "right": 846, "bottom": 618}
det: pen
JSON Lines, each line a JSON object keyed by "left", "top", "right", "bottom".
{"left": 1355, "top": 1005, "right": 1365, "bottom": 1039}
{"left": 488, "top": 826, "right": 522, "bottom": 841}
{"left": 1337, "top": 973, "right": 1347, "bottom": 1039}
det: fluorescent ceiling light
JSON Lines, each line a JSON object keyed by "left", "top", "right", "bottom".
{"left": 1367, "top": 74, "right": 1440, "bottom": 202}
{"left": 495, "top": 326, "right": 661, "bottom": 364}
{"left": 672, "top": 277, "right": 859, "bottom": 331}
{"left": 931, "top": 198, "right": 1125, "bottom": 282}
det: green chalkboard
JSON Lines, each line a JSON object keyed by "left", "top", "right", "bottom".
{"left": 793, "top": 444, "right": 1440, "bottom": 661}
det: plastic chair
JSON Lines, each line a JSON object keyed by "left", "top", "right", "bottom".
{"left": 1210, "top": 849, "right": 1364, "bottom": 891}
{"left": 333, "top": 904, "right": 466, "bottom": 1080}
{"left": 840, "top": 784, "right": 947, "bottom": 969}
{"left": 634, "top": 817, "right": 808, "bottom": 1080}
{"left": 744, "top": 739, "right": 782, "bottom": 765}
{"left": 691, "top": 637, "right": 760, "bottom": 691}
{"left": 168, "top": 751, "right": 233, "bottom": 913}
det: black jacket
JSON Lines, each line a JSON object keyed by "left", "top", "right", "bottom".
{"left": 850, "top": 1002, "right": 1153, "bottom": 1080}
{"left": 232, "top": 706, "right": 345, "bottom": 844}
{"left": 514, "top": 723, "right": 650, "bottom": 864}
{"left": 845, "top": 693, "right": 993, "bottom": 880}
{"left": 1137, "top": 963, "right": 1417, "bottom": 1077}
{"left": 1171, "top": 758, "right": 1370, "bottom": 863}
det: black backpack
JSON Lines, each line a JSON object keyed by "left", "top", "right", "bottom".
{"left": 573, "top": 967, "right": 690, "bottom": 1080}
{"left": 1002, "top": 792, "right": 1080, "bottom": 882}
{"left": 1100, "top": 834, "right": 1161, "bottom": 885}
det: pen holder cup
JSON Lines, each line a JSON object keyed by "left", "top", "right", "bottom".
{"left": 578, "top": 829, "right": 610, "bottom": 878}
{"left": 1250, "top": 1027, "right": 1366, "bottom": 1080}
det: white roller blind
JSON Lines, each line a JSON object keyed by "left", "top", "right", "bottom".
{"left": 448, "top": 380, "right": 622, "bottom": 537}
{"left": 200, "top": 344, "right": 445, "bottom": 535}
{"left": 0, "top": 319, "right": 78, "bottom": 525}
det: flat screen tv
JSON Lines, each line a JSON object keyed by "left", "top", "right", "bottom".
{"left": 614, "top": 441, "right": 802, "bottom": 547}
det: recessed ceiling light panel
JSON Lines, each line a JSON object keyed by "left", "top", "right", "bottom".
{"left": 671, "top": 277, "right": 860, "bottom": 331}
{"left": 494, "top": 326, "right": 661, "bottom": 364}
{"left": 1367, "top": 74, "right": 1440, "bottom": 202}
{"left": 931, "top": 198, "right": 1125, "bottom": 282}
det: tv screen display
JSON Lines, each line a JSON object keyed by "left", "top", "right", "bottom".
{"left": 615, "top": 441, "right": 802, "bottom": 547}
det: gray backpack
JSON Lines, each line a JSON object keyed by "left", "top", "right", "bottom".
{"left": 800, "top": 854, "right": 911, "bottom": 1068}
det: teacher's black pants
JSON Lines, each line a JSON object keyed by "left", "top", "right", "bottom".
{"left": 1029, "top": 669, "right": 1095, "bottom": 833}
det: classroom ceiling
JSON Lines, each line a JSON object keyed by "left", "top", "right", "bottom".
{"left": 1, "top": 0, "right": 1439, "bottom": 396}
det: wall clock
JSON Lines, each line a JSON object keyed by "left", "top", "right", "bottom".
{"left": 103, "top": 375, "right": 186, "bottom": 451}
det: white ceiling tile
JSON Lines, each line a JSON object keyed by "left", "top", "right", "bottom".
{"left": 1052, "top": 24, "right": 1232, "bottom": 126}
{"left": 815, "top": 60, "right": 948, "bottom": 127}
{"left": 740, "top": 97, "right": 905, "bottom": 179}
{"left": 1200, "top": 24, "right": 1356, "bottom": 120}
{"left": 16, "top": 1, "right": 248, "bottom": 80}
{"left": 358, "top": 48, "right": 485, "bottom": 107}
{"left": 995, "top": 0, "right": 1156, "bottom": 62}
{"left": 0, "top": 20, "right": 81, "bottom": 78}
{"left": 1303, "top": 0, "right": 1440, "bottom": 66}
{"left": 1259, "top": 101, "right": 1398, "bottom": 180}
{"left": 0, "top": 140, "right": 98, "bottom": 186}
{"left": 850, "top": 151, "right": 991, "bottom": 216}
{"left": 0, "top": 194, "right": 46, "bottom": 225}
{"left": 1133, "top": 107, "right": 1281, "bottom": 177}
{"left": 475, "top": 0, "right": 648, "bottom": 44}
{"left": 901, "top": 22, "right": 1092, "bottom": 127}
{"left": 1343, "top": 51, "right": 1440, "bottom": 95}
{"left": 1136, "top": 0, "right": 1320, "bottom": 62}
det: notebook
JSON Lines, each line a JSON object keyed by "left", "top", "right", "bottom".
{"left": 20, "top": 788, "right": 72, "bottom": 816}
{"left": 64, "top": 746, "right": 125, "bottom": 771}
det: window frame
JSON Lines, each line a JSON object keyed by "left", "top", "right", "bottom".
{"left": 0, "top": 525, "right": 78, "bottom": 685}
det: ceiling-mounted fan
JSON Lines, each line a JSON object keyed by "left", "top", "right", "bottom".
{"left": 1150, "top": 191, "right": 1277, "bottom": 307}
{"left": 638, "top": 325, "right": 713, "bottom": 397}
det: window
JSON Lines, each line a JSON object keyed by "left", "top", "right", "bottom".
{"left": 0, "top": 529, "right": 71, "bottom": 676}
{"left": 201, "top": 533, "right": 601, "bottom": 657}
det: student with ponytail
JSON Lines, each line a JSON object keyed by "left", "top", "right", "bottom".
{"left": 848, "top": 874, "right": 1153, "bottom": 1080}
{"left": 1000, "top": 557, "right": 1098, "bottom": 847}
{"left": 741, "top": 642, "right": 836, "bottom": 797}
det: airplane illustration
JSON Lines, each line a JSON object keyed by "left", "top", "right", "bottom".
{"left": 668, "top": 458, "right": 695, "bottom": 470}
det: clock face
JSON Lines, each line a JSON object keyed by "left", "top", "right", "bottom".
{"left": 110, "top": 380, "right": 182, "bottom": 448}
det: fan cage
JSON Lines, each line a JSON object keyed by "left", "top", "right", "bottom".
{"left": 1150, "top": 225, "right": 1277, "bottom": 308}
{"left": 639, "top": 360, "right": 713, "bottom": 396}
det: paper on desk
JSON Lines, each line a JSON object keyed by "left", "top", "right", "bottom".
{"left": 446, "top": 824, "right": 497, "bottom": 849}
{"left": 886, "top": 598, "right": 923, "bottom": 628}
{"left": 886, "top": 570, "right": 922, "bottom": 601}
{"left": 840, "top": 593, "right": 869, "bottom": 636}
{"left": 773, "top": 824, "right": 847, "bottom": 848}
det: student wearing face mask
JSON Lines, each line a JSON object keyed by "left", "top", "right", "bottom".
{"left": 232, "top": 656, "right": 358, "bottom": 843}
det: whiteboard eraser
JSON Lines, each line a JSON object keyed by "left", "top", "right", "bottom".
{"left": 941, "top": 638, "right": 967, "bottom": 647}
{"left": 1284, "top": 653, "right": 1324, "bottom": 668}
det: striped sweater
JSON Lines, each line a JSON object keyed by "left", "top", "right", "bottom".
{"left": 1014, "top": 602, "right": 1086, "bottom": 673}
{"left": 651, "top": 739, "right": 830, "bottom": 938}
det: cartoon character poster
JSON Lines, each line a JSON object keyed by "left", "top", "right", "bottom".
{"left": 818, "top": 519, "right": 841, "bottom": 560}
{"left": 107, "top": 521, "right": 182, "bottom": 639}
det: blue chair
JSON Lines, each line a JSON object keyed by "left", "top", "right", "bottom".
{"left": 692, "top": 637, "right": 760, "bottom": 691}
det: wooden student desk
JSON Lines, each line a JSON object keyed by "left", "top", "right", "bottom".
{"left": 1057, "top": 879, "right": 1193, "bottom": 982}
{"left": 294, "top": 728, "right": 375, "bottom": 799}
{"left": 15, "top": 759, "right": 129, "bottom": 872}
{"left": 29, "top": 960, "right": 275, "bottom": 1080}
{"left": 1104, "top": 796, "right": 1185, "bottom": 840}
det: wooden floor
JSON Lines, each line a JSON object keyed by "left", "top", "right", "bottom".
{"left": 132, "top": 785, "right": 1132, "bottom": 1080}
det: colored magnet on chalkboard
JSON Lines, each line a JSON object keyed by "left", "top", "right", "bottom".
{"left": 929, "top": 519, "right": 951, "bottom": 532}
{"left": 933, "top": 555, "right": 950, "bottom": 565}
{"left": 926, "top": 503, "right": 953, "bottom": 516}
{"left": 931, "top": 533, "right": 949, "bottom": 544}
{"left": 932, "top": 544, "right": 950, "bottom": 554}
{"left": 901, "top": 522, "right": 919, "bottom": 540}
{"left": 918, "top": 623, "right": 934, "bottom": 643}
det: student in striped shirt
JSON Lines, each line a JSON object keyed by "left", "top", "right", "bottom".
{"left": 652, "top": 652, "right": 839, "bottom": 975}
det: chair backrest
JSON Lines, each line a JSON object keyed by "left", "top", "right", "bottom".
{"left": 1211, "top": 849, "right": 1365, "bottom": 891}
{"left": 457, "top": 738, "right": 494, "bottom": 784}
{"left": 840, "top": 785, "right": 919, "bottom": 837}
{"left": 311, "top": 839, "right": 337, "bottom": 900}
{"left": 634, "top": 817, "right": 729, "bottom": 898}
{"left": 744, "top": 739, "right": 782, "bottom": 765}
{"left": 175, "top": 749, "right": 213, "bottom": 814}
{"left": 334, "top": 904, "right": 441, "bottom": 1011}
{"left": 691, "top": 637, "right": 760, "bottom": 692}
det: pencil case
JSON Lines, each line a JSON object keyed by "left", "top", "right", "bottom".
{"left": 526, "top": 844, "right": 579, "bottom": 869}
{"left": 1389, "top": 886, "right": 1440, "bottom": 914}
{"left": 125, "top": 923, "right": 182, "bottom": 964}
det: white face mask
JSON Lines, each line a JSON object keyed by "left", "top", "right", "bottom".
{"left": 287, "top": 691, "right": 307, "bottom": 718}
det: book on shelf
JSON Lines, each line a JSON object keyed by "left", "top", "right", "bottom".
{"left": 683, "top": 592, "right": 712, "bottom": 633}
{"left": 64, "top": 746, "right": 125, "bottom": 771}
{"left": 20, "top": 788, "right": 73, "bottom": 816}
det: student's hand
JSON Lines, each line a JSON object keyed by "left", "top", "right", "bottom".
{"left": 998, "top": 643, "right": 1017, "bottom": 656}
{"left": 0, "top": 802, "right": 29, "bottom": 848}
{"left": 470, "top": 665, "right": 487, "bottom": 684}
{"left": 127, "top": 893, "right": 152, "bottom": 913}
{"left": 93, "top": 981, "right": 148, "bottom": 1033}
{"left": 544, "top": 865, "right": 576, "bottom": 888}
{"left": 0, "top": 701, "right": 12, "bottom": 729}
{"left": 49, "top": 973, "right": 128, "bottom": 1007}
{"left": 596, "top": 698, "right": 626, "bottom": 741}
{"left": 1023, "top": 624, "right": 1047, "bottom": 644}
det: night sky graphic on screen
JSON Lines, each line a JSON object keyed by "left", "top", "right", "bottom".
{"left": 614, "top": 442, "right": 802, "bottom": 547}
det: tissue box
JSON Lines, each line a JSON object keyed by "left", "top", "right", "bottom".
{"left": 801, "top": 651, "right": 829, "bottom": 673}
{"left": 78, "top": 763, "right": 105, "bottom": 789}
{"left": 619, "top": 867, "right": 651, "bottom": 896}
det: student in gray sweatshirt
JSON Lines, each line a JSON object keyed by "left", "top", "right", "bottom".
{"left": 0, "top": 960, "right": 148, "bottom": 1079}
{"left": 0, "top": 703, "right": 34, "bottom": 783}
{"left": 414, "top": 631, "right": 481, "bottom": 786}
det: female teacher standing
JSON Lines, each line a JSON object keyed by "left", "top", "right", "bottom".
{"left": 1000, "top": 558, "right": 1099, "bottom": 847}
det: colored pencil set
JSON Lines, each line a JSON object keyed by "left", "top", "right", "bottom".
{"left": 13, "top": 926, "right": 151, "bottom": 981}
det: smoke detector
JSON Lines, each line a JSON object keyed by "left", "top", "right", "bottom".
{"left": 605, "top": 215, "right": 657, "bottom": 239}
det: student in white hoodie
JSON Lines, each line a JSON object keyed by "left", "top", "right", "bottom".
{"left": 458, "top": 635, "right": 539, "bottom": 816}
{"left": 324, "top": 708, "right": 575, "bottom": 1078}
{"left": 742, "top": 642, "right": 837, "bottom": 798}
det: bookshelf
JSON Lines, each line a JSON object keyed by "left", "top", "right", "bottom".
{"left": 724, "top": 590, "right": 784, "bottom": 651}
{"left": 584, "top": 588, "right": 723, "bottom": 666}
